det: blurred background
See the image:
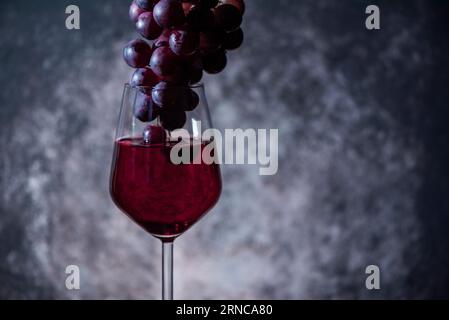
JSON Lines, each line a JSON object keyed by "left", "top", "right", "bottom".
{"left": 1, "top": 0, "right": 449, "bottom": 299}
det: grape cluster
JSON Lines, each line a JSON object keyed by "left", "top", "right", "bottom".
{"left": 125, "top": 0, "right": 245, "bottom": 131}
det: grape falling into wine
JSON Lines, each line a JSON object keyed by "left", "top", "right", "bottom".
{"left": 110, "top": 0, "right": 246, "bottom": 300}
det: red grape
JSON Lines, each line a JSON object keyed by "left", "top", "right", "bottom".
{"left": 129, "top": 1, "right": 146, "bottom": 23}
{"left": 223, "top": 28, "right": 243, "bottom": 50}
{"left": 153, "top": 29, "right": 171, "bottom": 49}
{"left": 150, "top": 46, "right": 184, "bottom": 82}
{"left": 143, "top": 124, "right": 167, "bottom": 143}
{"left": 189, "top": 66, "right": 203, "bottom": 84}
{"left": 136, "top": 12, "right": 163, "bottom": 40}
{"left": 160, "top": 109, "right": 187, "bottom": 131}
{"left": 123, "top": 39, "right": 152, "bottom": 68}
{"left": 136, "top": 0, "right": 155, "bottom": 10}
{"left": 185, "top": 89, "right": 200, "bottom": 111}
{"left": 186, "top": 5, "right": 215, "bottom": 31}
{"left": 182, "top": 2, "right": 193, "bottom": 15}
{"left": 153, "top": 0, "right": 186, "bottom": 29}
{"left": 134, "top": 91, "right": 160, "bottom": 122}
{"left": 199, "top": 0, "right": 219, "bottom": 8}
{"left": 186, "top": 54, "right": 203, "bottom": 84}
{"left": 181, "top": 0, "right": 200, "bottom": 4}
{"left": 125, "top": 0, "right": 245, "bottom": 115}
{"left": 214, "top": 4, "right": 242, "bottom": 32}
{"left": 151, "top": 81, "right": 185, "bottom": 109}
{"left": 169, "top": 30, "right": 200, "bottom": 56}
{"left": 199, "top": 30, "right": 224, "bottom": 54}
{"left": 130, "top": 67, "right": 160, "bottom": 87}
{"left": 222, "top": 0, "right": 245, "bottom": 15}
{"left": 202, "top": 49, "right": 227, "bottom": 74}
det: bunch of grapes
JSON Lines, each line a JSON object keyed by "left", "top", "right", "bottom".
{"left": 124, "top": 0, "right": 245, "bottom": 131}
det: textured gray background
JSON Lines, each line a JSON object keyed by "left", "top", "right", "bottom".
{"left": 1, "top": 0, "right": 449, "bottom": 299}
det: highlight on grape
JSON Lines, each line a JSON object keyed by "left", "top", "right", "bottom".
{"left": 124, "top": 0, "right": 246, "bottom": 131}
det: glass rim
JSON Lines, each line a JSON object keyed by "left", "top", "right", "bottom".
{"left": 125, "top": 82, "right": 205, "bottom": 90}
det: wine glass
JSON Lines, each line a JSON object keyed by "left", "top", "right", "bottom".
{"left": 110, "top": 83, "right": 222, "bottom": 300}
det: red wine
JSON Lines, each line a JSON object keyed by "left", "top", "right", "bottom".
{"left": 110, "top": 137, "right": 221, "bottom": 241}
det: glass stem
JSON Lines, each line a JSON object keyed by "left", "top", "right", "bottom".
{"left": 162, "top": 241, "right": 174, "bottom": 300}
